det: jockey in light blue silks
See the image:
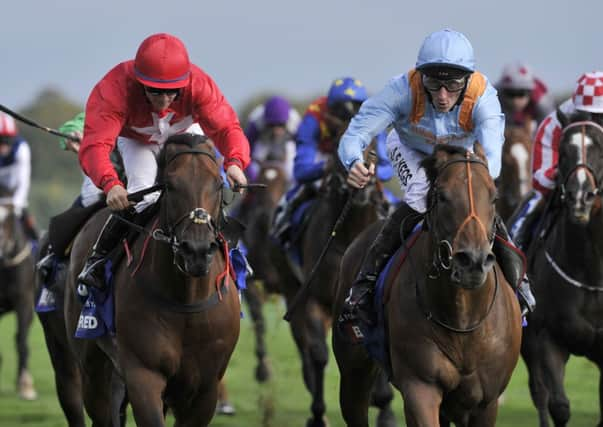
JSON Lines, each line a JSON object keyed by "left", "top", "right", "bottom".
{"left": 271, "top": 77, "right": 393, "bottom": 245}
{"left": 337, "top": 29, "right": 536, "bottom": 337}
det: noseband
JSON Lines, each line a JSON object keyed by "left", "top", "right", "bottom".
{"left": 426, "top": 153, "right": 495, "bottom": 277}
{"left": 559, "top": 121, "right": 603, "bottom": 202}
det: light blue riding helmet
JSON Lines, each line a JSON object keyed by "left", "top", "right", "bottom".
{"left": 416, "top": 29, "right": 475, "bottom": 76}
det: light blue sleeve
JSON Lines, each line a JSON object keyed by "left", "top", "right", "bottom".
{"left": 472, "top": 83, "right": 505, "bottom": 179}
{"left": 338, "top": 75, "right": 408, "bottom": 170}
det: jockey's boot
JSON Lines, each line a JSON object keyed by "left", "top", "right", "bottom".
{"left": 493, "top": 216, "right": 536, "bottom": 316}
{"left": 77, "top": 213, "right": 131, "bottom": 290}
{"left": 340, "top": 202, "right": 422, "bottom": 334}
{"left": 36, "top": 246, "right": 56, "bottom": 284}
{"left": 508, "top": 190, "right": 547, "bottom": 252}
{"left": 272, "top": 184, "right": 316, "bottom": 245}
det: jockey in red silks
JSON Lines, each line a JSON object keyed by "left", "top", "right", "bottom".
{"left": 495, "top": 61, "right": 556, "bottom": 134}
{"left": 77, "top": 33, "right": 250, "bottom": 290}
{"left": 510, "top": 71, "right": 603, "bottom": 251}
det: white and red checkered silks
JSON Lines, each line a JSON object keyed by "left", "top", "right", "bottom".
{"left": 0, "top": 113, "right": 17, "bottom": 136}
{"left": 532, "top": 72, "right": 603, "bottom": 196}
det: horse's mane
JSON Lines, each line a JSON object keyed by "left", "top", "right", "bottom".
{"left": 421, "top": 145, "right": 469, "bottom": 186}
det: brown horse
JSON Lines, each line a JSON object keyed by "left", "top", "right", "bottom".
{"left": 64, "top": 133, "right": 240, "bottom": 426}
{"left": 333, "top": 145, "right": 522, "bottom": 427}
{"left": 497, "top": 125, "right": 533, "bottom": 223}
{"left": 521, "top": 115, "right": 603, "bottom": 427}
{"left": 238, "top": 160, "right": 292, "bottom": 382}
{"left": 0, "top": 191, "right": 37, "bottom": 401}
{"left": 284, "top": 149, "right": 396, "bottom": 427}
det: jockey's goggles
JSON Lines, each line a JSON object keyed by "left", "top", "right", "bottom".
{"left": 503, "top": 89, "right": 531, "bottom": 98}
{"left": 144, "top": 86, "right": 181, "bottom": 96}
{"left": 422, "top": 75, "right": 467, "bottom": 93}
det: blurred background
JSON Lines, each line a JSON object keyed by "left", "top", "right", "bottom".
{"left": 2, "top": 0, "right": 599, "bottom": 229}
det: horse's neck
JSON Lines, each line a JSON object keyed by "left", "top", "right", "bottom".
{"left": 551, "top": 207, "right": 603, "bottom": 284}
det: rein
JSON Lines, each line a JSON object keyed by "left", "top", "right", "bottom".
{"left": 416, "top": 266, "right": 499, "bottom": 333}
{"left": 544, "top": 250, "right": 603, "bottom": 292}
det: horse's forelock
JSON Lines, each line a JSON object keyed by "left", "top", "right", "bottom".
{"left": 421, "top": 145, "right": 470, "bottom": 186}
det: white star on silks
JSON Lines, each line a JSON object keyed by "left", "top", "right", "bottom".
{"left": 131, "top": 112, "right": 195, "bottom": 144}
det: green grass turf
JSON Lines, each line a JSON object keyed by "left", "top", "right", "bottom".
{"left": 0, "top": 298, "right": 599, "bottom": 426}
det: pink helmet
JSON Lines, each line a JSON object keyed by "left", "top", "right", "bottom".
{"left": 0, "top": 113, "right": 17, "bottom": 137}
{"left": 573, "top": 72, "right": 603, "bottom": 113}
{"left": 498, "top": 62, "right": 536, "bottom": 91}
{"left": 134, "top": 33, "right": 191, "bottom": 89}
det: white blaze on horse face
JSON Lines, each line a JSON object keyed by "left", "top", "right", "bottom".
{"left": 510, "top": 143, "right": 530, "bottom": 196}
{"left": 264, "top": 168, "right": 278, "bottom": 181}
{"left": 568, "top": 132, "right": 594, "bottom": 197}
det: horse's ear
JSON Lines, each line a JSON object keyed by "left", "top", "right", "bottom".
{"left": 556, "top": 108, "right": 569, "bottom": 129}
{"left": 473, "top": 141, "right": 488, "bottom": 165}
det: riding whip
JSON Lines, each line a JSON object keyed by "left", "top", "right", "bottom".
{"left": 283, "top": 150, "right": 377, "bottom": 322}
{"left": 0, "top": 104, "right": 81, "bottom": 142}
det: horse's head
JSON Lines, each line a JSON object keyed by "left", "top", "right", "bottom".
{"left": 499, "top": 126, "right": 532, "bottom": 214}
{"left": 556, "top": 110, "right": 603, "bottom": 225}
{"left": 255, "top": 161, "right": 289, "bottom": 207}
{"left": 156, "top": 134, "right": 224, "bottom": 277}
{"left": 422, "top": 144, "right": 497, "bottom": 288}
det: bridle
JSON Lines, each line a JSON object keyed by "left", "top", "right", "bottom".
{"left": 425, "top": 153, "right": 495, "bottom": 277}
{"left": 149, "top": 142, "right": 224, "bottom": 273}
{"left": 417, "top": 151, "right": 498, "bottom": 333}
{"left": 559, "top": 121, "right": 603, "bottom": 202}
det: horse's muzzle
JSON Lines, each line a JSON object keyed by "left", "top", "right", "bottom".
{"left": 451, "top": 248, "right": 495, "bottom": 289}
{"left": 177, "top": 239, "right": 218, "bottom": 277}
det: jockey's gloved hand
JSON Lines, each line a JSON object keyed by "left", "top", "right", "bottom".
{"left": 226, "top": 164, "right": 247, "bottom": 193}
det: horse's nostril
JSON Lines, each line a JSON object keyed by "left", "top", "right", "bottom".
{"left": 485, "top": 253, "right": 496, "bottom": 268}
{"left": 454, "top": 251, "right": 472, "bottom": 269}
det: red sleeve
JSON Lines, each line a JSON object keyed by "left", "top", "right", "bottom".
{"left": 78, "top": 67, "right": 127, "bottom": 193}
{"left": 190, "top": 66, "right": 250, "bottom": 170}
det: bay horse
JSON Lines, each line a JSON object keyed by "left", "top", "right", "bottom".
{"left": 333, "top": 144, "right": 522, "bottom": 427}
{"left": 284, "top": 148, "right": 396, "bottom": 427}
{"left": 0, "top": 188, "right": 37, "bottom": 401}
{"left": 521, "top": 113, "right": 603, "bottom": 427}
{"left": 497, "top": 125, "right": 533, "bottom": 223}
{"left": 64, "top": 133, "right": 240, "bottom": 426}
{"left": 238, "top": 160, "right": 292, "bottom": 382}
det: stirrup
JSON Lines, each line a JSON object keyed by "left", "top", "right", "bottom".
{"left": 77, "top": 257, "right": 107, "bottom": 289}
{"left": 36, "top": 253, "right": 55, "bottom": 281}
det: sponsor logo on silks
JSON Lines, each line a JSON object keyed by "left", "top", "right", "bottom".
{"left": 34, "top": 287, "right": 57, "bottom": 313}
{"left": 77, "top": 314, "right": 99, "bottom": 330}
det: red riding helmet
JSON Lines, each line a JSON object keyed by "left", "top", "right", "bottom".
{"left": 134, "top": 33, "right": 191, "bottom": 89}
{"left": 0, "top": 113, "right": 17, "bottom": 137}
